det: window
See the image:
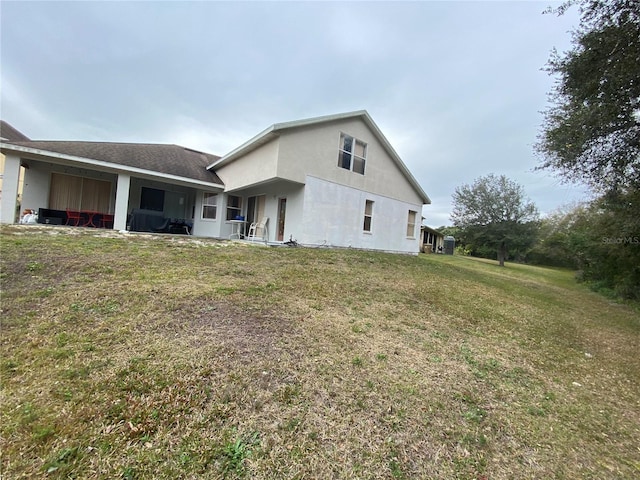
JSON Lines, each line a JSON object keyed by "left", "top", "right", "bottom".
{"left": 49, "top": 173, "right": 111, "bottom": 212}
{"left": 338, "top": 133, "right": 367, "bottom": 175}
{"left": 140, "top": 187, "right": 164, "bottom": 212}
{"left": 407, "top": 210, "right": 417, "bottom": 238}
{"left": 247, "top": 195, "right": 266, "bottom": 226}
{"left": 363, "top": 200, "right": 374, "bottom": 232}
{"left": 226, "top": 195, "right": 242, "bottom": 221}
{"left": 202, "top": 192, "right": 217, "bottom": 219}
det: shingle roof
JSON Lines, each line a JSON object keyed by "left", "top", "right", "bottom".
{"left": 0, "top": 121, "right": 31, "bottom": 141}
{"left": 5, "top": 140, "right": 223, "bottom": 185}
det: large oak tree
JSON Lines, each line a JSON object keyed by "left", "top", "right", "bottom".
{"left": 536, "top": 0, "right": 640, "bottom": 192}
{"left": 536, "top": 0, "right": 640, "bottom": 298}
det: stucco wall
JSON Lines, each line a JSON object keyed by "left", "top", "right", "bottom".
{"left": 213, "top": 181, "right": 305, "bottom": 243}
{"left": 0, "top": 154, "right": 22, "bottom": 223}
{"left": 20, "top": 161, "right": 53, "bottom": 214}
{"left": 299, "top": 176, "right": 421, "bottom": 254}
{"left": 215, "top": 138, "right": 280, "bottom": 191}
{"left": 192, "top": 189, "right": 222, "bottom": 238}
{"left": 276, "top": 119, "right": 425, "bottom": 205}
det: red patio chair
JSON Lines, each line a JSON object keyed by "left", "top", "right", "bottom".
{"left": 100, "top": 213, "right": 114, "bottom": 229}
{"left": 65, "top": 209, "right": 82, "bottom": 226}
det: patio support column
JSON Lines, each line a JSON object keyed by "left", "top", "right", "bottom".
{"left": 0, "top": 154, "right": 21, "bottom": 224}
{"left": 113, "top": 173, "right": 130, "bottom": 230}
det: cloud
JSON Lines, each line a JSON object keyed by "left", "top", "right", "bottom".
{"left": 0, "top": 1, "right": 587, "bottom": 225}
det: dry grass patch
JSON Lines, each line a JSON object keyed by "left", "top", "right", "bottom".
{"left": 1, "top": 225, "right": 639, "bottom": 479}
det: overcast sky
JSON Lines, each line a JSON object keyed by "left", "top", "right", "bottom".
{"left": 1, "top": 0, "right": 590, "bottom": 226}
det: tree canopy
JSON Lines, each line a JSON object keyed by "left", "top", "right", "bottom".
{"left": 536, "top": 0, "right": 640, "bottom": 193}
{"left": 451, "top": 174, "right": 539, "bottom": 266}
{"left": 534, "top": 0, "right": 640, "bottom": 298}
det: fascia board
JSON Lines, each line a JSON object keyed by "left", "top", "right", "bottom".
{"left": 207, "top": 126, "right": 277, "bottom": 170}
{"left": 1, "top": 143, "right": 225, "bottom": 190}
{"left": 270, "top": 110, "right": 369, "bottom": 131}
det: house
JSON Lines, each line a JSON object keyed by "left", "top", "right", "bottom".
{"left": 420, "top": 225, "right": 445, "bottom": 253}
{"left": 0, "top": 111, "right": 431, "bottom": 253}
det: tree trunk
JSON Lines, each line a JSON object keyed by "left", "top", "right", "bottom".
{"left": 497, "top": 241, "right": 506, "bottom": 267}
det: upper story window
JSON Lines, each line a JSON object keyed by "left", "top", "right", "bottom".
{"left": 338, "top": 133, "right": 367, "bottom": 175}
{"left": 202, "top": 192, "right": 217, "bottom": 220}
{"left": 226, "top": 195, "right": 242, "bottom": 221}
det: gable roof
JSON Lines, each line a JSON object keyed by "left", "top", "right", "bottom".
{"left": 208, "top": 110, "right": 430, "bottom": 204}
{"left": 0, "top": 121, "right": 31, "bottom": 141}
{"left": 1, "top": 140, "right": 223, "bottom": 185}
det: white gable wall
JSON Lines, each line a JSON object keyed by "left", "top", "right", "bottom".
{"left": 276, "top": 118, "right": 425, "bottom": 205}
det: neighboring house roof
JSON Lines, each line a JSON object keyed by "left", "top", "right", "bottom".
{"left": 421, "top": 225, "right": 445, "bottom": 237}
{"left": 2, "top": 140, "right": 223, "bottom": 185}
{"left": 208, "top": 110, "right": 431, "bottom": 204}
{"left": 0, "top": 121, "right": 31, "bottom": 141}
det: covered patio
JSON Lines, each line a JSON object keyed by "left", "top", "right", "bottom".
{"left": 0, "top": 140, "right": 224, "bottom": 235}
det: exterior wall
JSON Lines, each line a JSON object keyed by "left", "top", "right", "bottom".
{"left": 203, "top": 181, "right": 304, "bottom": 242}
{"left": 235, "top": 181, "right": 305, "bottom": 243}
{"left": 276, "top": 119, "right": 425, "bottom": 205}
{"left": 0, "top": 154, "right": 21, "bottom": 223}
{"left": 299, "top": 176, "right": 421, "bottom": 254}
{"left": 128, "top": 177, "right": 197, "bottom": 220}
{"left": 192, "top": 189, "right": 222, "bottom": 238}
{"left": 21, "top": 161, "right": 53, "bottom": 215}
{"left": 0, "top": 153, "right": 25, "bottom": 213}
{"left": 215, "top": 138, "right": 280, "bottom": 191}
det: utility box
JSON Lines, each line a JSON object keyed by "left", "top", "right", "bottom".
{"left": 444, "top": 235, "right": 455, "bottom": 255}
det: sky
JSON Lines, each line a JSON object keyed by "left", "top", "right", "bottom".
{"left": 0, "top": 0, "right": 591, "bottom": 226}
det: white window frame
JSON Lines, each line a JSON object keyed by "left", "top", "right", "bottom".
{"left": 202, "top": 192, "right": 217, "bottom": 220}
{"left": 363, "top": 200, "right": 374, "bottom": 233}
{"left": 338, "top": 133, "right": 367, "bottom": 175}
{"left": 407, "top": 210, "right": 417, "bottom": 238}
{"left": 226, "top": 194, "right": 243, "bottom": 221}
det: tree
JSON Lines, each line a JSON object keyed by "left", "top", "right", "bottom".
{"left": 536, "top": 0, "right": 640, "bottom": 193}
{"left": 536, "top": 0, "right": 640, "bottom": 298}
{"left": 527, "top": 203, "right": 586, "bottom": 268}
{"left": 451, "top": 174, "right": 539, "bottom": 266}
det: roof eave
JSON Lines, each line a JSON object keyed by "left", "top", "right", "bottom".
{"left": 207, "top": 125, "right": 278, "bottom": 170}
{"left": 1, "top": 142, "right": 225, "bottom": 190}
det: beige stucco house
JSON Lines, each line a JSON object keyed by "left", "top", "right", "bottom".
{"left": 420, "top": 225, "right": 445, "bottom": 253}
{"left": 0, "top": 111, "right": 431, "bottom": 253}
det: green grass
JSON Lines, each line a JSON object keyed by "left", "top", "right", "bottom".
{"left": 1, "top": 225, "right": 639, "bottom": 479}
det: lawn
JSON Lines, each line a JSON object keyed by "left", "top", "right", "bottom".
{"left": 1, "top": 225, "right": 639, "bottom": 479}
